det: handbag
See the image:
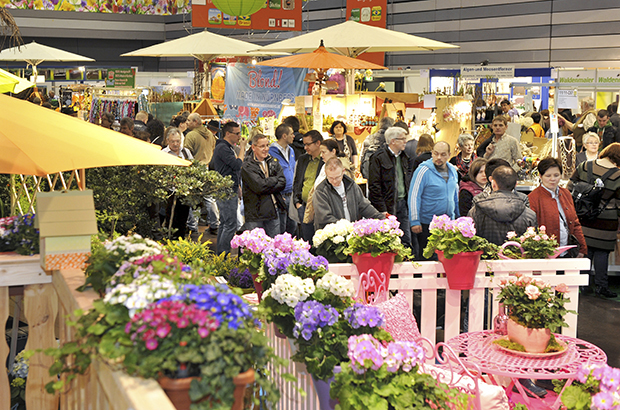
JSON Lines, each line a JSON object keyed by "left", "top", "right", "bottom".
{"left": 560, "top": 212, "right": 580, "bottom": 258}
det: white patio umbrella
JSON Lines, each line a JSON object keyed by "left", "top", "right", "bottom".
{"left": 257, "top": 20, "right": 458, "bottom": 92}
{"left": 122, "top": 29, "right": 287, "bottom": 95}
{"left": 0, "top": 41, "right": 94, "bottom": 83}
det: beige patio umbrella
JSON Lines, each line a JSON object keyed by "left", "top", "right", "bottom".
{"left": 122, "top": 29, "right": 287, "bottom": 94}
{"left": 257, "top": 20, "right": 458, "bottom": 92}
{"left": 0, "top": 41, "right": 94, "bottom": 83}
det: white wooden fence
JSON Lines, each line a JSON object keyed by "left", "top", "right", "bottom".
{"left": 271, "top": 258, "right": 590, "bottom": 409}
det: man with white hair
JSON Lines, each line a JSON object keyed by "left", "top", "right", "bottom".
{"left": 368, "top": 126, "right": 412, "bottom": 247}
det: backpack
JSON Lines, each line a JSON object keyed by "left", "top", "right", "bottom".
{"left": 570, "top": 160, "right": 616, "bottom": 221}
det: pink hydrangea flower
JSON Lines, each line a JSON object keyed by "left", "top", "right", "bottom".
{"left": 524, "top": 284, "right": 541, "bottom": 300}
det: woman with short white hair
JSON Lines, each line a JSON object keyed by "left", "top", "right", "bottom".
{"left": 449, "top": 133, "right": 477, "bottom": 181}
{"left": 575, "top": 132, "right": 600, "bottom": 167}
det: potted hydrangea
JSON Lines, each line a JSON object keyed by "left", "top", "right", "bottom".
{"left": 331, "top": 334, "right": 470, "bottom": 410}
{"left": 312, "top": 219, "right": 355, "bottom": 263}
{"left": 495, "top": 273, "right": 575, "bottom": 353}
{"left": 345, "top": 216, "right": 411, "bottom": 293}
{"left": 423, "top": 214, "right": 497, "bottom": 290}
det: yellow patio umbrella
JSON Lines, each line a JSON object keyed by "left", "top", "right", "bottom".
{"left": 0, "top": 93, "right": 190, "bottom": 176}
{"left": 0, "top": 67, "right": 35, "bottom": 94}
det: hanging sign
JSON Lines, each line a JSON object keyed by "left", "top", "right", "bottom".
{"left": 460, "top": 65, "right": 514, "bottom": 80}
{"left": 557, "top": 69, "right": 595, "bottom": 84}
{"left": 222, "top": 63, "right": 307, "bottom": 121}
{"left": 596, "top": 69, "right": 620, "bottom": 84}
{"left": 105, "top": 68, "right": 136, "bottom": 88}
{"left": 557, "top": 90, "right": 579, "bottom": 110}
{"left": 193, "top": 0, "right": 302, "bottom": 31}
{"left": 346, "top": 0, "right": 387, "bottom": 66}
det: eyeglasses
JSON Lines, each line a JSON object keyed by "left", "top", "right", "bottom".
{"left": 304, "top": 141, "right": 318, "bottom": 147}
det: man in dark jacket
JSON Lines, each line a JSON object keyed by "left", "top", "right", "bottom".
{"left": 468, "top": 166, "right": 537, "bottom": 245}
{"left": 368, "top": 126, "right": 411, "bottom": 247}
{"left": 210, "top": 121, "right": 247, "bottom": 254}
{"left": 588, "top": 109, "right": 619, "bottom": 150}
{"left": 314, "top": 158, "right": 384, "bottom": 229}
{"left": 292, "top": 130, "right": 324, "bottom": 241}
{"left": 241, "top": 133, "right": 286, "bottom": 237}
{"left": 283, "top": 115, "right": 305, "bottom": 160}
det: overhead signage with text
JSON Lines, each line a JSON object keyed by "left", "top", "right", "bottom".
{"left": 557, "top": 69, "right": 596, "bottom": 84}
{"left": 557, "top": 89, "right": 579, "bottom": 110}
{"left": 192, "top": 0, "right": 302, "bottom": 31}
{"left": 460, "top": 65, "right": 515, "bottom": 80}
{"left": 346, "top": 0, "right": 387, "bottom": 66}
{"left": 596, "top": 69, "right": 620, "bottom": 84}
{"left": 223, "top": 63, "right": 307, "bottom": 121}
{"left": 105, "top": 68, "right": 136, "bottom": 88}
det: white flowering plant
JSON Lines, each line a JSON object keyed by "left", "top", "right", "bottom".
{"left": 82, "top": 234, "right": 163, "bottom": 295}
{"left": 501, "top": 226, "right": 558, "bottom": 259}
{"left": 495, "top": 273, "right": 574, "bottom": 331}
{"left": 312, "top": 219, "right": 355, "bottom": 263}
{"left": 104, "top": 273, "right": 178, "bottom": 317}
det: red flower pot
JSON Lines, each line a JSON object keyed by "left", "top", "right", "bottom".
{"left": 436, "top": 250, "right": 482, "bottom": 290}
{"left": 250, "top": 272, "right": 263, "bottom": 301}
{"left": 351, "top": 252, "right": 396, "bottom": 293}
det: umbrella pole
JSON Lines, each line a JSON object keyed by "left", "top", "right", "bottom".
{"left": 345, "top": 69, "right": 355, "bottom": 95}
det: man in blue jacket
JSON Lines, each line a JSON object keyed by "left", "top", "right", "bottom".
{"left": 210, "top": 121, "right": 247, "bottom": 255}
{"left": 269, "top": 124, "right": 296, "bottom": 234}
{"left": 408, "top": 140, "right": 459, "bottom": 260}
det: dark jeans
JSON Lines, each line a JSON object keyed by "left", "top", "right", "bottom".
{"left": 278, "top": 194, "right": 297, "bottom": 235}
{"left": 582, "top": 246, "right": 610, "bottom": 289}
{"left": 245, "top": 219, "right": 280, "bottom": 238}
{"left": 297, "top": 204, "right": 315, "bottom": 243}
{"left": 395, "top": 199, "right": 411, "bottom": 248}
{"left": 166, "top": 195, "right": 190, "bottom": 239}
{"left": 216, "top": 197, "right": 238, "bottom": 255}
{"left": 416, "top": 223, "right": 436, "bottom": 261}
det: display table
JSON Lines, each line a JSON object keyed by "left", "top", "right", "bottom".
{"left": 445, "top": 331, "right": 607, "bottom": 410}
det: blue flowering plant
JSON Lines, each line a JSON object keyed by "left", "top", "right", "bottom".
{"left": 227, "top": 267, "right": 254, "bottom": 290}
{"left": 331, "top": 335, "right": 471, "bottom": 410}
{"left": 260, "top": 247, "right": 329, "bottom": 291}
{"left": 0, "top": 214, "right": 39, "bottom": 255}
{"left": 290, "top": 300, "right": 392, "bottom": 381}
{"left": 423, "top": 214, "right": 497, "bottom": 260}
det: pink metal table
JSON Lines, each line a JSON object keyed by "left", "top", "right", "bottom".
{"left": 445, "top": 331, "right": 607, "bottom": 409}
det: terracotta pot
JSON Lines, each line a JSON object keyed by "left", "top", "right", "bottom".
{"left": 506, "top": 318, "right": 551, "bottom": 353}
{"left": 158, "top": 369, "right": 255, "bottom": 410}
{"left": 436, "top": 250, "right": 482, "bottom": 290}
{"left": 351, "top": 252, "right": 396, "bottom": 293}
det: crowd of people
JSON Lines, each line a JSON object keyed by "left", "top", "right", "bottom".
{"left": 93, "top": 100, "right": 620, "bottom": 299}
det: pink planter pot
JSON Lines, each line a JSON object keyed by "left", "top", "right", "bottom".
{"left": 506, "top": 318, "right": 551, "bottom": 353}
{"left": 250, "top": 273, "right": 264, "bottom": 302}
{"left": 436, "top": 250, "right": 482, "bottom": 290}
{"left": 351, "top": 252, "right": 396, "bottom": 293}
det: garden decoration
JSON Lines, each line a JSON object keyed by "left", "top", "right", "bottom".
{"left": 560, "top": 363, "right": 620, "bottom": 410}
{"left": 345, "top": 216, "right": 411, "bottom": 295}
{"left": 495, "top": 273, "right": 574, "bottom": 353}
{"left": 498, "top": 226, "right": 575, "bottom": 260}
{"left": 210, "top": 0, "right": 264, "bottom": 16}
{"left": 331, "top": 334, "right": 471, "bottom": 410}
{"left": 424, "top": 215, "right": 496, "bottom": 290}
{"left": 43, "top": 257, "right": 288, "bottom": 410}
{"left": 312, "top": 219, "right": 354, "bottom": 263}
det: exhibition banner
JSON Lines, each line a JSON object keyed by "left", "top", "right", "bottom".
{"left": 193, "top": 0, "right": 302, "bottom": 31}
{"left": 223, "top": 63, "right": 307, "bottom": 121}
{"left": 346, "top": 0, "right": 387, "bottom": 66}
{"left": 460, "top": 65, "right": 515, "bottom": 80}
{"left": 105, "top": 68, "right": 136, "bottom": 88}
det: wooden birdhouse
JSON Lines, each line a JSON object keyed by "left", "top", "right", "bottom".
{"left": 36, "top": 190, "right": 98, "bottom": 271}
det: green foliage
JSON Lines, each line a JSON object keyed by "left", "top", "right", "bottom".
{"left": 561, "top": 384, "right": 598, "bottom": 410}
{"left": 493, "top": 334, "right": 564, "bottom": 353}
{"left": 314, "top": 238, "right": 352, "bottom": 263}
{"left": 0, "top": 174, "right": 10, "bottom": 218}
{"left": 331, "top": 362, "right": 471, "bottom": 410}
{"left": 87, "top": 162, "right": 232, "bottom": 239}
{"left": 163, "top": 234, "right": 213, "bottom": 265}
{"left": 501, "top": 227, "right": 559, "bottom": 259}
{"left": 424, "top": 229, "right": 494, "bottom": 260}
{"left": 43, "top": 301, "right": 132, "bottom": 393}
{"left": 346, "top": 233, "right": 411, "bottom": 262}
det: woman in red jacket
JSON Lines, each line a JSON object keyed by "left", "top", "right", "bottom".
{"left": 529, "top": 157, "right": 587, "bottom": 257}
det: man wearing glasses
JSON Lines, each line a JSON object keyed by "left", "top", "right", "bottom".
{"left": 291, "top": 130, "right": 324, "bottom": 241}
{"left": 408, "top": 140, "right": 460, "bottom": 260}
{"left": 368, "top": 126, "right": 412, "bottom": 248}
{"left": 210, "top": 121, "right": 247, "bottom": 254}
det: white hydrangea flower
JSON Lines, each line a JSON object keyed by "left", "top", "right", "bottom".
{"left": 312, "top": 219, "right": 354, "bottom": 247}
{"left": 269, "top": 274, "right": 315, "bottom": 308}
{"left": 104, "top": 273, "right": 177, "bottom": 317}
